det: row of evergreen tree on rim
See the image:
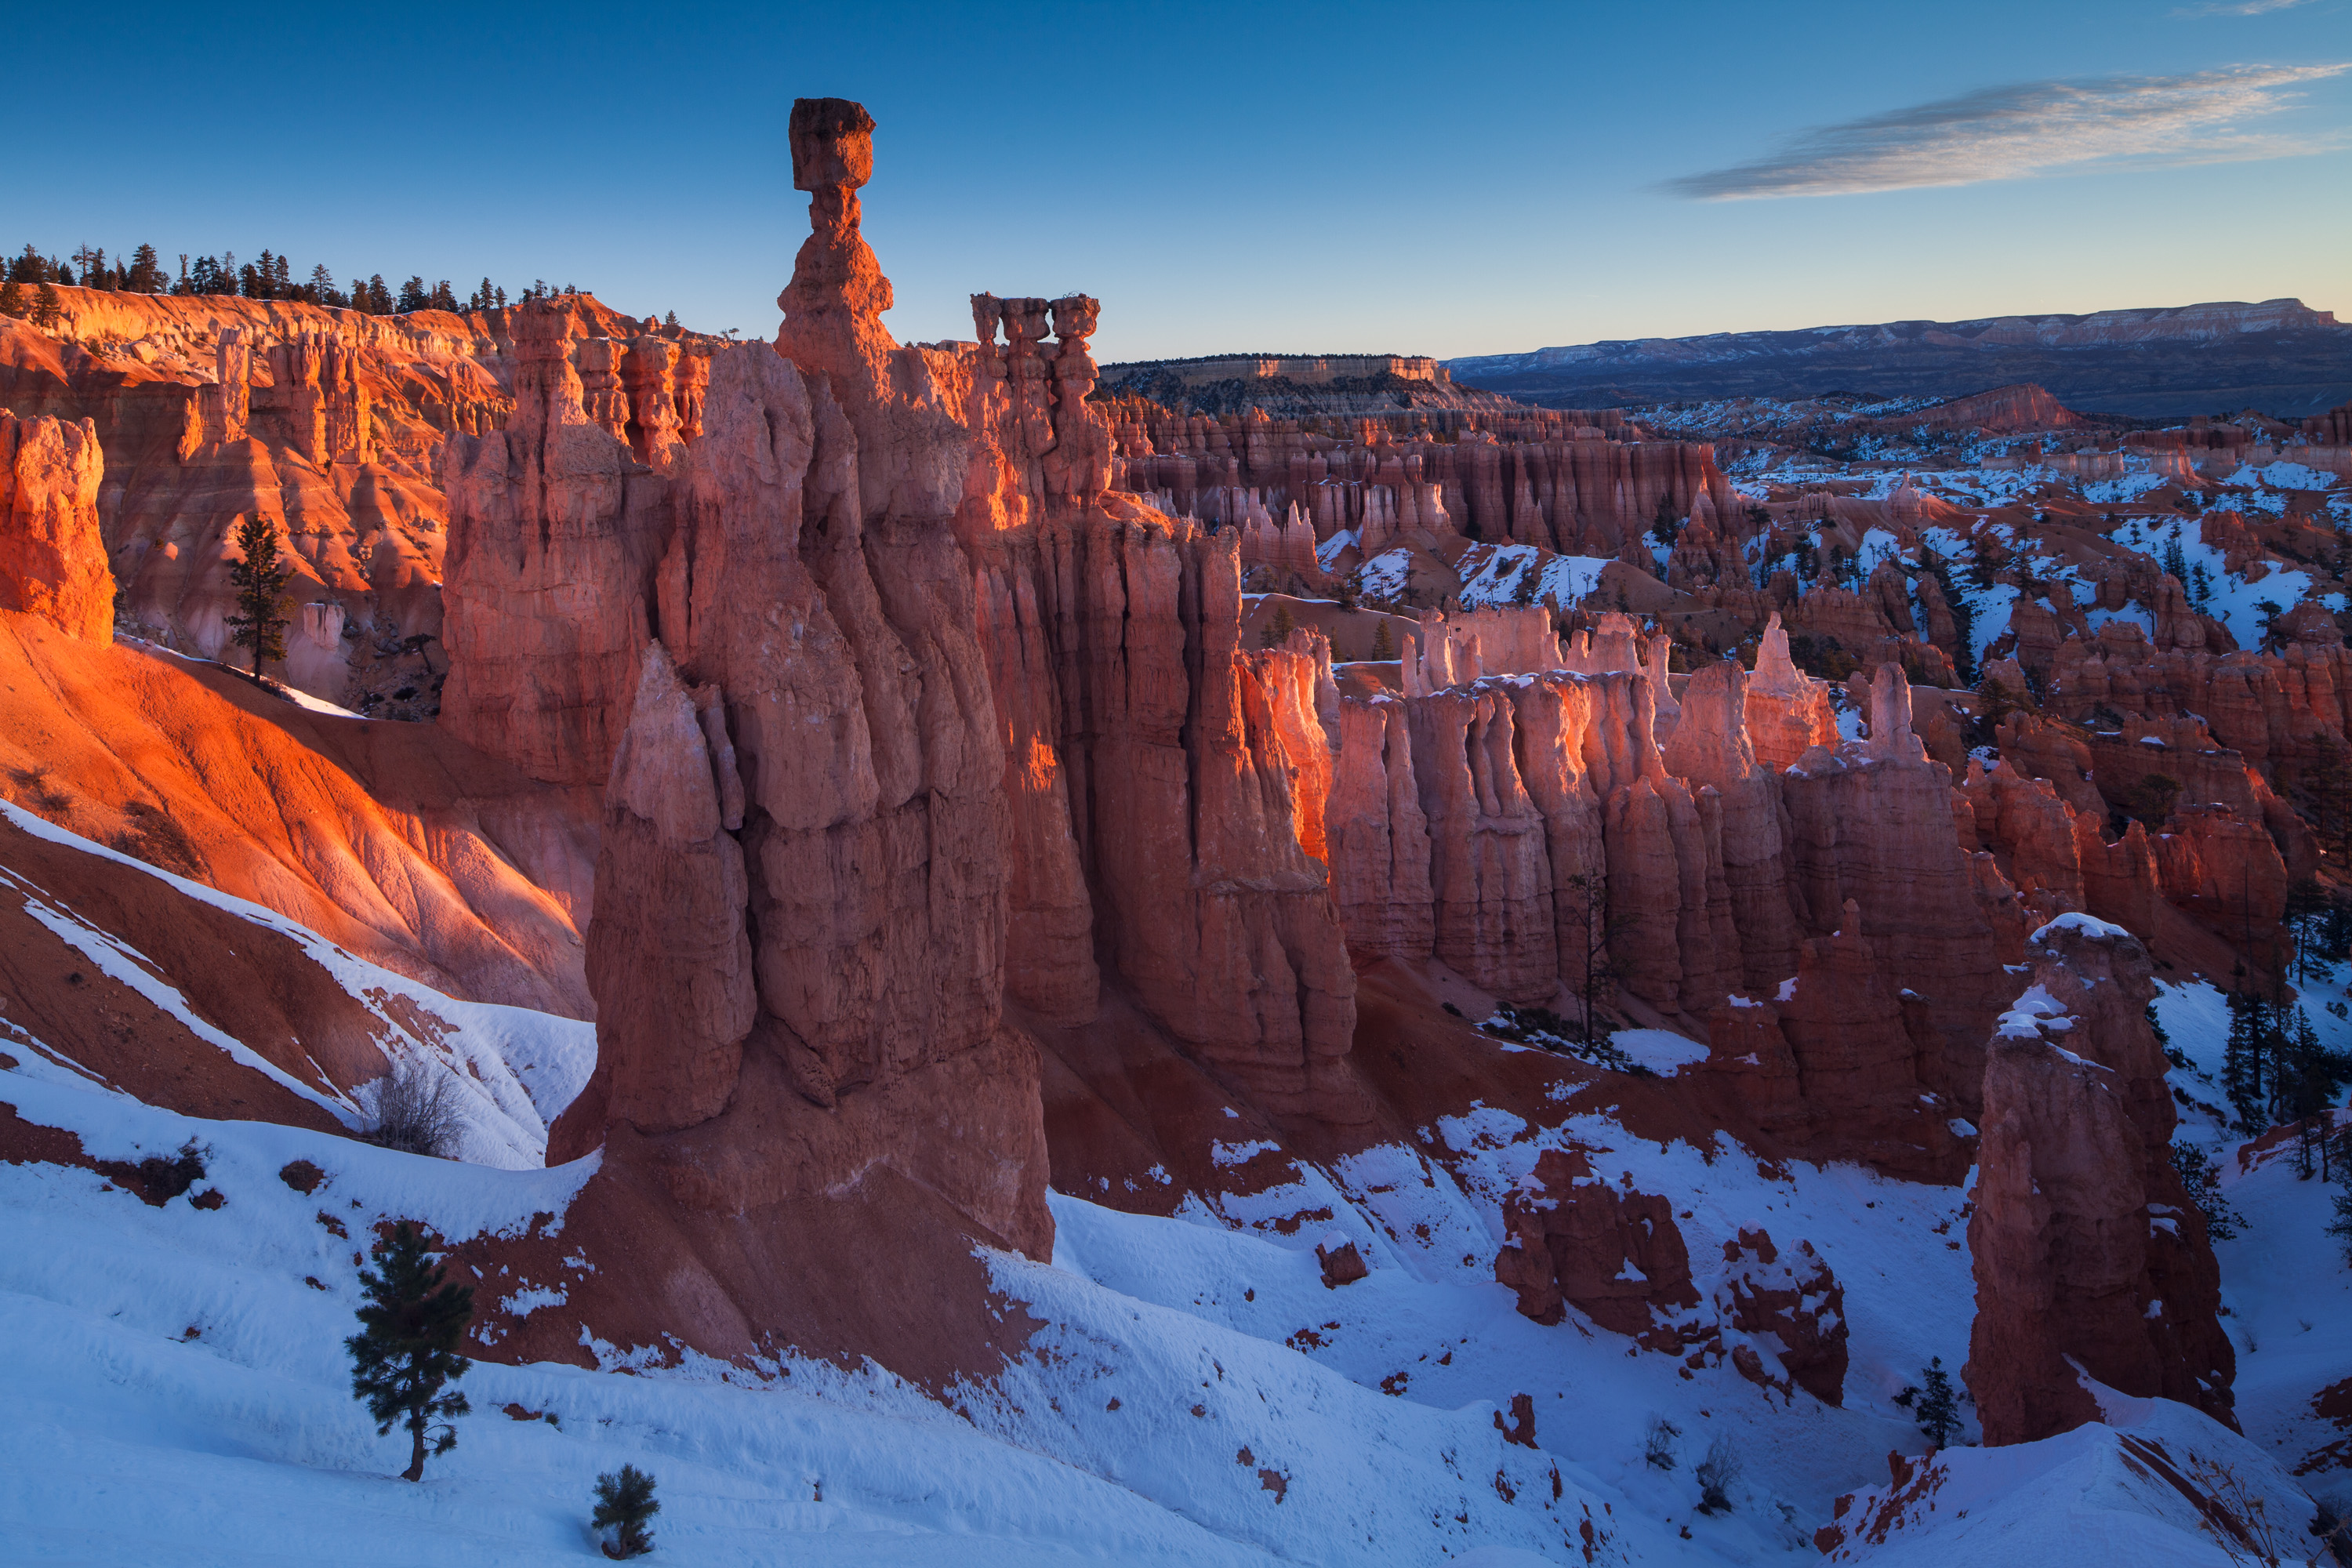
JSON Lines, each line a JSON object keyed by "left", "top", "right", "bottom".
{"left": 7, "top": 241, "right": 591, "bottom": 316}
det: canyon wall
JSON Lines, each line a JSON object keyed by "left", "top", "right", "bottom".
{"left": 0, "top": 286, "right": 707, "bottom": 713}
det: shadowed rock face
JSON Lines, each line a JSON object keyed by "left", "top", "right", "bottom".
{"left": 1964, "top": 916, "right": 2235, "bottom": 1446}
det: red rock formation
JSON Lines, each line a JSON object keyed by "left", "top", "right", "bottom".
{"left": 0, "top": 410, "right": 111, "bottom": 641}
{"left": 572, "top": 644, "right": 752, "bottom": 1136}
{"left": 1328, "top": 695, "right": 1434, "bottom": 958}
{"left": 1497, "top": 1145, "right": 1698, "bottom": 1336}
{"left": 0, "top": 283, "right": 708, "bottom": 710}
{"left": 1778, "top": 669, "right": 2009, "bottom": 1117}
{"left": 1711, "top": 1229, "right": 1848, "bottom": 1406}
{"left": 440, "top": 299, "right": 670, "bottom": 786}
{"left": 1965, "top": 915, "right": 2234, "bottom": 1444}
{"left": 1913, "top": 383, "right": 2086, "bottom": 434}
{"left": 527, "top": 102, "right": 1054, "bottom": 1384}
{"left": 1744, "top": 615, "right": 1837, "bottom": 769}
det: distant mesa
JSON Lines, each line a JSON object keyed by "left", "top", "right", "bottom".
{"left": 1099, "top": 350, "right": 1521, "bottom": 417}
{"left": 1447, "top": 298, "right": 2352, "bottom": 420}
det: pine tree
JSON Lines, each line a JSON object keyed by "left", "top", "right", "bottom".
{"left": 125, "top": 243, "right": 165, "bottom": 294}
{"left": 1260, "top": 601, "right": 1295, "bottom": 651}
{"left": 225, "top": 515, "right": 295, "bottom": 683}
{"left": 367, "top": 275, "right": 394, "bottom": 314}
{"left": 1370, "top": 618, "right": 1394, "bottom": 661}
{"left": 2328, "top": 1192, "right": 2352, "bottom": 1268}
{"left": 1914, "top": 1357, "right": 1959, "bottom": 1447}
{"left": 397, "top": 276, "right": 428, "bottom": 313}
{"left": 1650, "top": 492, "right": 1684, "bottom": 556}
{"left": 0, "top": 280, "right": 24, "bottom": 318}
{"left": 30, "top": 281, "right": 62, "bottom": 331}
{"left": 591, "top": 1465, "right": 661, "bottom": 1559}
{"left": 2172, "top": 1141, "right": 2244, "bottom": 1239}
{"left": 309, "top": 263, "right": 336, "bottom": 305}
{"left": 1560, "top": 869, "right": 1629, "bottom": 1049}
{"left": 346, "top": 1221, "right": 474, "bottom": 1482}
{"left": 2224, "top": 973, "right": 2266, "bottom": 1135}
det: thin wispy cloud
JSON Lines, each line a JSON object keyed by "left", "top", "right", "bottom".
{"left": 1667, "top": 64, "right": 2348, "bottom": 200}
{"left": 2176, "top": 0, "right": 2317, "bottom": 16}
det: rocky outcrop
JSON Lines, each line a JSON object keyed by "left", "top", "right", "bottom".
{"left": 1497, "top": 1145, "right": 1698, "bottom": 1336}
{"left": 1711, "top": 1229, "right": 1848, "bottom": 1406}
{"left": 0, "top": 410, "right": 111, "bottom": 641}
{"left": 1777, "top": 668, "right": 2009, "bottom": 1119}
{"left": 440, "top": 299, "right": 672, "bottom": 786}
{"left": 1744, "top": 615, "right": 1837, "bottom": 769}
{"left": 1965, "top": 915, "right": 2235, "bottom": 1446}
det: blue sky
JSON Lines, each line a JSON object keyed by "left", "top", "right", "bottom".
{"left": 9, "top": 0, "right": 2347, "bottom": 358}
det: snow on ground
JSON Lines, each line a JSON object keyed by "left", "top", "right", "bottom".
{"left": 2214, "top": 1121, "right": 2352, "bottom": 1518}
{"left": 1355, "top": 546, "right": 1417, "bottom": 602}
{"left": 2140, "top": 516, "right": 2338, "bottom": 651}
{"left": 1610, "top": 1029, "right": 1711, "bottom": 1077}
{"left": 2227, "top": 461, "right": 2345, "bottom": 493}
{"left": 2080, "top": 471, "right": 2177, "bottom": 505}
{"left": 1454, "top": 544, "right": 1612, "bottom": 612}
{"left": 1918, "top": 526, "right": 2020, "bottom": 672}
{"left": 5, "top": 990, "right": 2337, "bottom": 1563}
{"left": 2, "top": 801, "right": 593, "bottom": 1167}
{"left": 0, "top": 1067, "right": 1322, "bottom": 1566}
{"left": 1817, "top": 1394, "right": 2319, "bottom": 1566}
{"left": 0, "top": 1057, "right": 1682, "bottom": 1565}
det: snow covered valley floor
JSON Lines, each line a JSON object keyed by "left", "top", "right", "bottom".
{"left": 4, "top": 1033, "right": 2341, "bottom": 1564}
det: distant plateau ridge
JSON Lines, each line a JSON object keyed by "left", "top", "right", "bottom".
{"left": 1443, "top": 299, "right": 2352, "bottom": 421}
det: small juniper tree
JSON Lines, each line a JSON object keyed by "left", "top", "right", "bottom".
{"left": 1915, "top": 1357, "right": 1959, "bottom": 1448}
{"left": 347, "top": 1221, "right": 474, "bottom": 1481}
{"left": 225, "top": 514, "right": 294, "bottom": 683}
{"left": 592, "top": 1465, "right": 661, "bottom": 1559}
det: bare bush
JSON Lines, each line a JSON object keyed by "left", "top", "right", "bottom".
{"left": 1645, "top": 1415, "right": 1681, "bottom": 1471}
{"left": 1696, "top": 1436, "right": 1741, "bottom": 1515}
{"left": 366, "top": 1060, "right": 463, "bottom": 1159}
